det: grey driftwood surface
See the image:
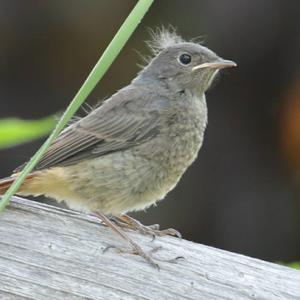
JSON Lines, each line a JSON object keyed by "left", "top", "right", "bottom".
{"left": 0, "top": 197, "right": 299, "bottom": 300}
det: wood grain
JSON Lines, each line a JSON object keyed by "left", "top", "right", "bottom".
{"left": 0, "top": 196, "right": 299, "bottom": 300}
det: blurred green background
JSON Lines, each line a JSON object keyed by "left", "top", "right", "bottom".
{"left": 0, "top": 0, "right": 300, "bottom": 265}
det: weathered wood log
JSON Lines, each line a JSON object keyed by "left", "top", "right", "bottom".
{"left": 0, "top": 196, "right": 299, "bottom": 299}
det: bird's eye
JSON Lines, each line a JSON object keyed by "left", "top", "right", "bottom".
{"left": 178, "top": 53, "right": 192, "bottom": 65}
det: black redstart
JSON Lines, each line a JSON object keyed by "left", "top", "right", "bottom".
{"left": 0, "top": 28, "right": 236, "bottom": 268}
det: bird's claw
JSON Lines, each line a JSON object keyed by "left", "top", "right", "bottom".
{"left": 111, "top": 215, "right": 182, "bottom": 241}
{"left": 140, "top": 226, "right": 182, "bottom": 241}
{"left": 102, "top": 243, "right": 160, "bottom": 270}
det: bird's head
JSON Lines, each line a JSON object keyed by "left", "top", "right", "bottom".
{"left": 137, "top": 28, "right": 236, "bottom": 95}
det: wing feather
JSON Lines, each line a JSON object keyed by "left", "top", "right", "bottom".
{"left": 15, "top": 87, "right": 169, "bottom": 171}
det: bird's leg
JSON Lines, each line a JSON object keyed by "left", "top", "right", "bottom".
{"left": 112, "top": 214, "right": 182, "bottom": 240}
{"left": 94, "top": 211, "right": 159, "bottom": 269}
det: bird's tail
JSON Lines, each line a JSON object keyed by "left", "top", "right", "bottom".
{"left": 0, "top": 174, "right": 36, "bottom": 195}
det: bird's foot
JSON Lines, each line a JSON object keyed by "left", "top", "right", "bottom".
{"left": 103, "top": 243, "right": 184, "bottom": 268}
{"left": 103, "top": 243, "right": 161, "bottom": 270}
{"left": 94, "top": 211, "right": 160, "bottom": 269}
{"left": 111, "top": 214, "right": 182, "bottom": 240}
{"left": 144, "top": 245, "right": 185, "bottom": 263}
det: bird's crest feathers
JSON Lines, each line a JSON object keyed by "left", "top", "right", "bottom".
{"left": 146, "top": 26, "right": 185, "bottom": 56}
{"left": 138, "top": 26, "right": 204, "bottom": 67}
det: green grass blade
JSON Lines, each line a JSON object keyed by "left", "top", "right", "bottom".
{"left": 0, "top": 0, "right": 154, "bottom": 212}
{"left": 0, "top": 117, "right": 56, "bottom": 149}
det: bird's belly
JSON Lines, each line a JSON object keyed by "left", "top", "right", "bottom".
{"left": 114, "top": 130, "right": 205, "bottom": 213}
{"left": 35, "top": 128, "right": 204, "bottom": 215}
{"left": 64, "top": 152, "right": 189, "bottom": 215}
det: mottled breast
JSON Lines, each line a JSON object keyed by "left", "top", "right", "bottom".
{"left": 126, "top": 93, "right": 208, "bottom": 211}
{"left": 164, "top": 94, "right": 207, "bottom": 173}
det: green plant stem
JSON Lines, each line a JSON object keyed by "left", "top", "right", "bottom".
{"left": 0, "top": 0, "right": 154, "bottom": 212}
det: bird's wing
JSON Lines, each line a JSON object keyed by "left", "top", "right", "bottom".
{"left": 15, "top": 87, "right": 169, "bottom": 171}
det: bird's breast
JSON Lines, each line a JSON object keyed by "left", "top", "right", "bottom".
{"left": 130, "top": 95, "right": 208, "bottom": 208}
{"left": 163, "top": 95, "right": 207, "bottom": 172}
{"left": 136, "top": 95, "right": 208, "bottom": 188}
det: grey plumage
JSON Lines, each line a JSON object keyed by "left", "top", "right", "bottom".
{"left": 12, "top": 29, "right": 235, "bottom": 216}
{"left": 32, "top": 87, "right": 164, "bottom": 169}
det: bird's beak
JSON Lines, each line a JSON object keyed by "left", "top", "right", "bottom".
{"left": 192, "top": 59, "right": 237, "bottom": 71}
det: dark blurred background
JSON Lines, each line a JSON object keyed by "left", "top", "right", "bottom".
{"left": 0, "top": 0, "right": 300, "bottom": 263}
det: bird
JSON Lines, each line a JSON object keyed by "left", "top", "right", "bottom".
{"left": 0, "top": 28, "right": 236, "bottom": 268}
